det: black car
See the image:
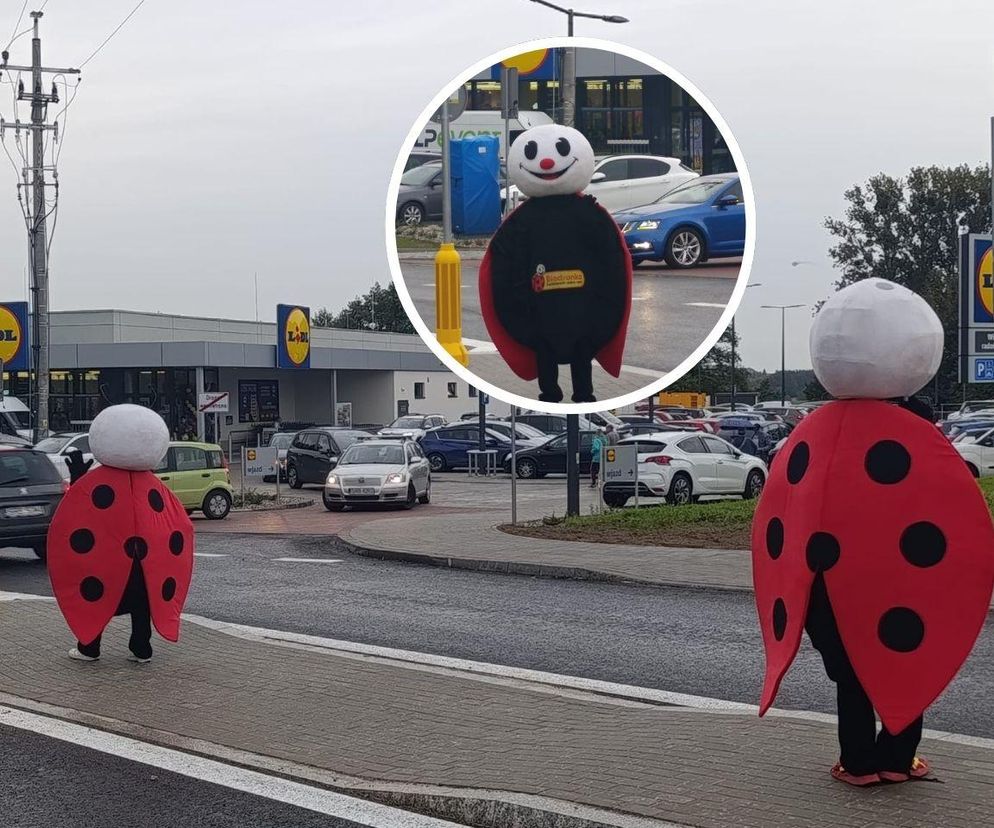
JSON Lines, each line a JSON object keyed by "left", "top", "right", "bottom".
{"left": 0, "top": 446, "right": 67, "bottom": 560}
{"left": 715, "top": 420, "right": 792, "bottom": 464}
{"left": 286, "top": 427, "right": 370, "bottom": 488}
{"left": 503, "top": 430, "right": 600, "bottom": 479}
{"left": 511, "top": 413, "right": 596, "bottom": 435}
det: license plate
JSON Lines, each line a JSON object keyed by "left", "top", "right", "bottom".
{"left": 347, "top": 487, "right": 376, "bottom": 495}
{"left": 4, "top": 505, "right": 45, "bottom": 518}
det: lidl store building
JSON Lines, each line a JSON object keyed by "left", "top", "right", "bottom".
{"left": 1, "top": 308, "right": 475, "bottom": 444}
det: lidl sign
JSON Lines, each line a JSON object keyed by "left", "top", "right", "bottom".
{"left": 276, "top": 304, "right": 311, "bottom": 369}
{"left": 0, "top": 302, "right": 29, "bottom": 371}
{"left": 958, "top": 234, "right": 994, "bottom": 382}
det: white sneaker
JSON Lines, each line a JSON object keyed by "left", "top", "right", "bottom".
{"left": 69, "top": 647, "right": 98, "bottom": 662}
{"left": 127, "top": 653, "right": 152, "bottom": 664}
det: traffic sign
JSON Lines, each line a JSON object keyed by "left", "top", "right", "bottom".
{"left": 198, "top": 391, "right": 230, "bottom": 413}
{"left": 603, "top": 444, "right": 638, "bottom": 483}
{"left": 975, "top": 358, "right": 994, "bottom": 382}
{"left": 242, "top": 446, "right": 278, "bottom": 478}
{"left": 431, "top": 86, "right": 468, "bottom": 124}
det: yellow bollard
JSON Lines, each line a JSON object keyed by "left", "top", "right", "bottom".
{"left": 435, "top": 242, "right": 469, "bottom": 366}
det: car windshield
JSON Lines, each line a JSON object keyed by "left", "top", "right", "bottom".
{"left": 401, "top": 164, "right": 440, "bottom": 186}
{"left": 653, "top": 179, "right": 730, "bottom": 205}
{"left": 340, "top": 444, "right": 405, "bottom": 465}
{"left": 34, "top": 435, "right": 74, "bottom": 453}
{"left": 5, "top": 409, "right": 31, "bottom": 428}
{"left": 269, "top": 433, "right": 295, "bottom": 449}
{"left": 0, "top": 450, "right": 62, "bottom": 486}
{"left": 513, "top": 422, "right": 546, "bottom": 439}
{"left": 389, "top": 417, "right": 424, "bottom": 429}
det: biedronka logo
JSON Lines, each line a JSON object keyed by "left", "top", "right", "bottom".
{"left": 284, "top": 307, "right": 311, "bottom": 366}
{"left": 0, "top": 305, "right": 23, "bottom": 366}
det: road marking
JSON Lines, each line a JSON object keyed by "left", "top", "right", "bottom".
{"left": 684, "top": 302, "right": 727, "bottom": 308}
{"left": 272, "top": 557, "right": 344, "bottom": 564}
{"left": 0, "top": 705, "right": 463, "bottom": 828}
{"left": 194, "top": 553, "right": 229, "bottom": 558}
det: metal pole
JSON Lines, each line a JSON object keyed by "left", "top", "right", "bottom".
{"left": 510, "top": 407, "right": 517, "bottom": 525}
{"left": 562, "top": 13, "right": 576, "bottom": 127}
{"left": 502, "top": 65, "right": 511, "bottom": 216}
{"left": 780, "top": 309, "right": 786, "bottom": 406}
{"left": 566, "top": 413, "right": 579, "bottom": 517}
{"left": 442, "top": 99, "right": 452, "bottom": 242}
{"left": 30, "top": 13, "right": 49, "bottom": 442}
{"left": 478, "top": 390, "right": 486, "bottom": 451}
{"left": 730, "top": 317, "right": 737, "bottom": 411}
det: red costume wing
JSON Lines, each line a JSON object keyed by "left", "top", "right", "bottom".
{"left": 479, "top": 240, "right": 538, "bottom": 380}
{"left": 753, "top": 401, "right": 994, "bottom": 733}
{"left": 130, "top": 471, "right": 195, "bottom": 642}
{"left": 592, "top": 200, "right": 632, "bottom": 378}
{"left": 47, "top": 466, "right": 136, "bottom": 645}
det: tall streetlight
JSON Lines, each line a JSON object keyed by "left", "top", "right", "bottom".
{"left": 526, "top": 0, "right": 628, "bottom": 128}
{"left": 729, "top": 282, "right": 762, "bottom": 411}
{"left": 761, "top": 304, "right": 806, "bottom": 406}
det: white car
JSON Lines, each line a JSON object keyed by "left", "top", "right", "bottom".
{"left": 954, "top": 427, "right": 994, "bottom": 477}
{"left": 323, "top": 438, "right": 431, "bottom": 511}
{"left": 378, "top": 414, "right": 447, "bottom": 442}
{"left": 946, "top": 401, "right": 994, "bottom": 421}
{"left": 34, "top": 432, "right": 97, "bottom": 482}
{"left": 602, "top": 430, "right": 767, "bottom": 508}
{"left": 503, "top": 155, "right": 698, "bottom": 213}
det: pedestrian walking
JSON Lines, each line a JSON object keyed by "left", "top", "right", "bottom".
{"left": 590, "top": 431, "right": 604, "bottom": 487}
{"left": 47, "top": 404, "right": 195, "bottom": 664}
{"left": 751, "top": 279, "right": 994, "bottom": 787}
{"left": 604, "top": 424, "right": 619, "bottom": 445}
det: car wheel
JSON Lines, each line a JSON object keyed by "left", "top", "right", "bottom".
{"left": 323, "top": 491, "right": 344, "bottom": 512}
{"left": 403, "top": 483, "right": 417, "bottom": 510}
{"left": 30, "top": 541, "right": 47, "bottom": 562}
{"left": 398, "top": 201, "right": 425, "bottom": 226}
{"left": 967, "top": 462, "right": 981, "bottom": 478}
{"left": 417, "top": 478, "right": 431, "bottom": 504}
{"left": 287, "top": 464, "right": 302, "bottom": 489}
{"left": 516, "top": 458, "right": 538, "bottom": 479}
{"left": 202, "top": 489, "right": 232, "bottom": 520}
{"left": 744, "top": 469, "right": 765, "bottom": 500}
{"left": 603, "top": 491, "right": 628, "bottom": 508}
{"left": 666, "top": 473, "right": 693, "bottom": 506}
{"left": 427, "top": 453, "right": 446, "bottom": 472}
{"left": 664, "top": 228, "right": 705, "bottom": 268}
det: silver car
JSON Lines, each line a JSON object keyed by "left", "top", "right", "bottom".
{"left": 323, "top": 439, "right": 431, "bottom": 511}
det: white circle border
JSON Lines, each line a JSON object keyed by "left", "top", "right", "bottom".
{"left": 384, "top": 36, "right": 757, "bottom": 415}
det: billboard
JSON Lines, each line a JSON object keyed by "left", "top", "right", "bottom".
{"left": 0, "top": 301, "right": 30, "bottom": 371}
{"left": 959, "top": 234, "right": 994, "bottom": 383}
{"left": 276, "top": 304, "right": 311, "bottom": 369}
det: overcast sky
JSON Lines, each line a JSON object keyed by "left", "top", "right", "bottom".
{"left": 0, "top": 0, "right": 991, "bottom": 370}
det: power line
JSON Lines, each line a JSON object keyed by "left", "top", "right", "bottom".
{"left": 4, "top": 1, "right": 28, "bottom": 53}
{"left": 78, "top": 0, "right": 147, "bottom": 69}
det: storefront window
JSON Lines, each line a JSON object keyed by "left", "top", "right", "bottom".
{"left": 470, "top": 80, "right": 501, "bottom": 111}
{"left": 584, "top": 79, "right": 609, "bottom": 108}
{"left": 615, "top": 78, "right": 642, "bottom": 109}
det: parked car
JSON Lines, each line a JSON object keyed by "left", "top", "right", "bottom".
{"left": 0, "top": 394, "right": 33, "bottom": 440}
{"left": 614, "top": 174, "right": 745, "bottom": 268}
{"left": 0, "top": 445, "right": 67, "bottom": 559}
{"left": 602, "top": 431, "right": 767, "bottom": 508}
{"left": 954, "top": 426, "right": 994, "bottom": 477}
{"left": 262, "top": 431, "right": 297, "bottom": 483}
{"left": 420, "top": 425, "right": 512, "bottom": 472}
{"left": 396, "top": 161, "right": 443, "bottom": 225}
{"left": 946, "top": 400, "right": 994, "bottom": 421}
{"left": 459, "top": 418, "right": 548, "bottom": 448}
{"left": 378, "top": 414, "right": 447, "bottom": 442}
{"left": 584, "top": 409, "right": 630, "bottom": 434}
{"left": 286, "top": 427, "right": 370, "bottom": 488}
{"left": 621, "top": 422, "right": 689, "bottom": 436}
{"left": 323, "top": 438, "right": 430, "bottom": 511}
{"left": 404, "top": 150, "right": 442, "bottom": 171}
{"left": 503, "top": 430, "right": 601, "bottom": 479}
{"left": 154, "top": 441, "right": 233, "bottom": 519}
{"left": 715, "top": 419, "right": 792, "bottom": 465}
{"left": 34, "top": 432, "right": 96, "bottom": 482}
{"left": 509, "top": 412, "right": 597, "bottom": 435}
{"left": 503, "top": 155, "right": 698, "bottom": 213}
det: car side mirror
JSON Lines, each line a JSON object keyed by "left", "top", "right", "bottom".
{"left": 430, "top": 178, "right": 442, "bottom": 187}
{"left": 327, "top": 456, "right": 338, "bottom": 468}
{"left": 716, "top": 194, "right": 739, "bottom": 208}
{"left": 589, "top": 171, "right": 607, "bottom": 183}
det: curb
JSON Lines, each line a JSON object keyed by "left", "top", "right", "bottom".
{"left": 231, "top": 497, "right": 314, "bottom": 514}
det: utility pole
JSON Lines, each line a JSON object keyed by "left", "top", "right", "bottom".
{"left": 1, "top": 11, "right": 78, "bottom": 441}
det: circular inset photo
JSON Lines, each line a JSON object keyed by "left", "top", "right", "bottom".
{"left": 385, "top": 38, "right": 755, "bottom": 414}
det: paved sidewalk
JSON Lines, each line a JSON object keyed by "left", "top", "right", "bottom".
{"left": 341, "top": 512, "right": 752, "bottom": 590}
{"left": 3, "top": 598, "right": 993, "bottom": 828}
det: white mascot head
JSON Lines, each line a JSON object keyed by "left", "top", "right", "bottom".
{"left": 810, "top": 278, "right": 943, "bottom": 399}
{"left": 508, "top": 124, "right": 595, "bottom": 198}
{"left": 89, "top": 404, "right": 170, "bottom": 471}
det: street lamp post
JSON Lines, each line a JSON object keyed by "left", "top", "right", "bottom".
{"left": 761, "top": 304, "right": 806, "bottom": 406}
{"left": 729, "top": 282, "right": 762, "bottom": 411}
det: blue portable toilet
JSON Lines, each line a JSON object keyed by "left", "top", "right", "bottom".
{"left": 450, "top": 135, "right": 501, "bottom": 236}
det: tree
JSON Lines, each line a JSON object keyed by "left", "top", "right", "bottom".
{"left": 824, "top": 164, "right": 992, "bottom": 403}
{"left": 753, "top": 374, "right": 773, "bottom": 401}
{"left": 669, "top": 326, "right": 750, "bottom": 398}
{"left": 312, "top": 282, "right": 415, "bottom": 334}
{"left": 803, "top": 375, "right": 828, "bottom": 401}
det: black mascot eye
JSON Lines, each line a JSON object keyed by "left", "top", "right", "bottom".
{"left": 524, "top": 140, "right": 538, "bottom": 160}
{"left": 556, "top": 137, "right": 571, "bottom": 157}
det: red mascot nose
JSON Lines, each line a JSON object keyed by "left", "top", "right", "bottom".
{"left": 539, "top": 157, "right": 555, "bottom": 170}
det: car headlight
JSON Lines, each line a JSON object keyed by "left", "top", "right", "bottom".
{"left": 278, "top": 458, "right": 287, "bottom": 468}
{"left": 636, "top": 220, "right": 660, "bottom": 230}
{"left": 386, "top": 472, "right": 406, "bottom": 484}
{"left": 326, "top": 474, "right": 339, "bottom": 486}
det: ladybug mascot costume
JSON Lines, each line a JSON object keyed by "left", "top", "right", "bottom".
{"left": 47, "top": 404, "right": 195, "bottom": 663}
{"left": 479, "top": 124, "right": 631, "bottom": 403}
{"left": 753, "top": 278, "right": 994, "bottom": 786}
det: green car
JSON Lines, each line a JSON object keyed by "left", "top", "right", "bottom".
{"left": 155, "top": 441, "right": 233, "bottom": 519}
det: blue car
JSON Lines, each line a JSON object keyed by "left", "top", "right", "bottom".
{"left": 420, "top": 424, "right": 512, "bottom": 472}
{"left": 613, "top": 173, "right": 745, "bottom": 268}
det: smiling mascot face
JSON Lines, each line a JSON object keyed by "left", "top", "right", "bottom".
{"left": 508, "top": 124, "right": 596, "bottom": 198}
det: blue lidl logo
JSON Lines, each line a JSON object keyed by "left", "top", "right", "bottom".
{"left": 277, "top": 304, "right": 311, "bottom": 369}
{"left": 0, "top": 302, "right": 29, "bottom": 370}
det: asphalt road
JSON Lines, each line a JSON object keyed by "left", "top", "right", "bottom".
{"left": 4, "top": 534, "right": 993, "bottom": 739}
{"left": 0, "top": 724, "right": 377, "bottom": 828}
{"left": 398, "top": 253, "right": 739, "bottom": 372}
